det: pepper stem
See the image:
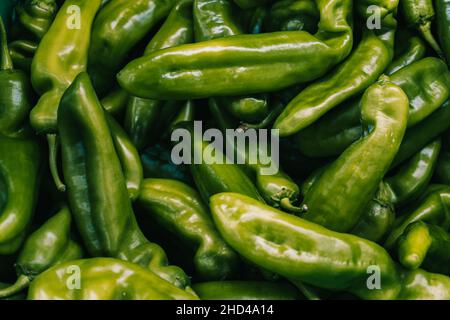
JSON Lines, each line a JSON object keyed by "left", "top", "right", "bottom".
{"left": 295, "top": 281, "right": 321, "bottom": 300}
{"left": 280, "top": 198, "right": 308, "bottom": 215}
{"left": 419, "top": 23, "right": 444, "bottom": 60}
{"left": 47, "top": 134, "right": 66, "bottom": 192}
{"left": 0, "top": 275, "right": 30, "bottom": 298}
{"left": 240, "top": 101, "right": 285, "bottom": 130}
{"left": 0, "top": 16, "right": 13, "bottom": 70}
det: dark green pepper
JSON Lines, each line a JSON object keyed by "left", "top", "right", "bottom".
{"left": 267, "top": 0, "right": 319, "bottom": 33}
{"left": 385, "top": 185, "right": 450, "bottom": 249}
{"left": 0, "top": 17, "right": 42, "bottom": 255}
{"left": 385, "top": 31, "right": 426, "bottom": 75}
{"left": 274, "top": 4, "right": 397, "bottom": 136}
{"left": 101, "top": 87, "right": 129, "bottom": 117}
{"left": 0, "top": 206, "right": 83, "bottom": 298}
{"left": 302, "top": 77, "right": 409, "bottom": 232}
{"left": 124, "top": 0, "right": 194, "bottom": 151}
{"left": 58, "top": 72, "right": 190, "bottom": 289}
{"left": 400, "top": 0, "right": 444, "bottom": 57}
{"left": 28, "top": 258, "right": 198, "bottom": 300}
{"left": 210, "top": 193, "right": 402, "bottom": 300}
{"left": 436, "top": 0, "right": 450, "bottom": 64}
{"left": 88, "top": 0, "right": 176, "bottom": 96}
{"left": 118, "top": 0, "right": 353, "bottom": 100}
{"left": 233, "top": 0, "right": 274, "bottom": 9}
{"left": 192, "top": 281, "right": 301, "bottom": 300}
{"left": 8, "top": 0, "right": 58, "bottom": 72}
{"left": 397, "top": 221, "right": 450, "bottom": 275}
{"left": 30, "top": 0, "right": 101, "bottom": 134}
{"left": 385, "top": 139, "right": 441, "bottom": 207}
{"left": 137, "top": 178, "right": 239, "bottom": 281}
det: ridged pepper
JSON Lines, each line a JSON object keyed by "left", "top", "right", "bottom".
{"left": 8, "top": 0, "right": 58, "bottom": 72}
{"left": 295, "top": 58, "right": 450, "bottom": 158}
{"left": 385, "top": 185, "right": 450, "bottom": 249}
{"left": 436, "top": 0, "right": 450, "bottom": 64}
{"left": 301, "top": 77, "right": 409, "bottom": 232}
{"left": 0, "top": 206, "right": 83, "bottom": 298}
{"left": 176, "top": 121, "right": 264, "bottom": 204}
{"left": 88, "top": 0, "right": 176, "bottom": 96}
{"left": 124, "top": 0, "right": 194, "bottom": 151}
{"left": 267, "top": 0, "right": 319, "bottom": 33}
{"left": 385, "top": 30, "right": 426, "bottom": 75}
{"left": 28, "top": 258, "right": 198, "bottom": 300}
{"left": 384, "top": 139, "right": 441, "bottom": 207}
{"left": 210, "top": 193, "right": 403, "bottom": 300}
{"left": 136, "top": 179, "right": 240, "bottom": 280}
{"left": 118, "top": 0, "right": 353, "bottom": 100}
{"left": 192, "top": 281, "right": 301, "bottom": 300}
{"left": 0, "top": 17, "right": 42, "bottom": 255}
{"left": 208, "top": 101, "right": 303, "bottom": 212}
{"left": 274, "top": 2, "right": 398, "bottom": 136}
{"left": 397, "top": 221, "right": 450, "bottom": 275}
{"left": 400, "top": 0, "right": 444, "bottom": 57}
{"left": 58, "top": 72, "right": 190, "bottom": 289}
{"left": 30, "top": 0, "right": 101, "bottom": 134}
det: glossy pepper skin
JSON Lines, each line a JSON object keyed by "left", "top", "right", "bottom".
{"left": 124, "top": 0, "right": 194, "bottom": 151}
{"left": 28, "top": 258, "right": 198, "bottom": 300}
{"left": 396, "top": 269, "right": 450, "bottom": 300}
{"left": 384, "top": 185, "right": 450, "bottom": 249}
{"left": 436, "top": 0, "right": 450, "bottom": 64}
{"left": 101, "top": 88, "right": 129, "bottom": 117}
{"left": 397, "top": 221, "right": 450, "bottom": 275}
{"left": 176, "top": 121, "right": 264, "bottom": 204}
{"left": 0, "top": 206, "right": 83, "bottom": 298}
{"left": 267, "top": 0, "right": 319, "bottom": 33}
{"left": 385, "top": 31, "right": 426, "bottom": 75}
{"left": 0, "top": 18, "right": 42, "bottom": 255}
{"left": 210, "top": 193, "right": 402, "bottom": 300}
{"left": 400, "top": 0, "right": 444, "bottom": 57}
{"left": 274, "top": 2, "right": 398, "bottom": 136}
{"left": 30, "top": 0, "right": 101, "bottom": 134}
{"left": 8, "top": 0, "right": 58, "bottom": 72}
{"left": 385, "top": 139, "right": 441, "bottom": 207}
{"left": 302, "top": 77, "right": 409, "bottom": 232}
{"left": 88, "top": 0, "right": 176, "bottom": 96}
{"left": 118, "top": 0, "right": 353, "bottom": 100}
{"left": 295, "top": 58, "right": 450, "bottom": 158}
{"left": 58, "top": 72, "right": 190, "bottom": 289}
{"left": 192, "top": 281, "right": 301, "bottom": 300}
{"left": 137, "top": 179, "right": 239, "bottom": 281}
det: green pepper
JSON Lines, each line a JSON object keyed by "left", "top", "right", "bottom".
{"left": 0, "top": 206, "right": 83, "bottom": 298}
{"left": 28, "top": 258, "right": 199, "bottom": 300}
{"left": 141, "top": 143, "right": 193, "bottom": 185}
{"left": 385, "top": 31, "right": 426, "bottom": 75}
{"left": 397, "top": 269, "right": 450, "bottom": 300}
{"left": 101, "top": 87, "right": 129, "bottom": 117}
{"left": 58, "top": 72, "right": 190, "bottom": 289}
{"left": 385, "top": 139, "right": 441, "bottom": 207}
{"left": 8, "top": 0, "right": 58, "bottom": 72}
{"left": 30, "top": 0, "right": 101, "bottom": 134}
{"left": 302, "top": 77, "right": 409, "bottom": 232}
{"left": 208, "top": 101, "right": 303, "bottom": 212}
{"left": 107, "top": 115, "right": 143, "bottom": 202}
{"left": 267, "top": 0, "right": 319, "bottom": 33}
{"left": 400, "top": 0, "right": 444, "bottom": 58}
{"left": 88, "top": 0, "right": 176, "bottom": 96}
{"left": 273, "top": 3, "right": 397, "bottom": 136}
{"left": 192, "top": 281, "right": 301, "bottom": 300}
{"left": 0, "top": 17, "right": 42, "bottom": 255}
{"left": 176, "top": 121, "right": 264, "bottom": 204}
{"left": 210, "top": 192, "right": 402, "bottom": 299}
{"left": 384, "top": 185, "right": 450, "bottom": 249}
{"left": 397, "top": 221, "right": 450, "bottom": 275}
{"left": 124, "top": 0, "right": 194, "bottom": 151}
{"left": 137, "top": 179, "right": 240, "bottom": 281}
{"left": 436, "top": 0, "right": 450, "bottom": 64}
{"left": 118, "top": 0, "right": 353, "bottom": 100}
{"left": 295, "top": 58, "right": 450, "bottom": 158}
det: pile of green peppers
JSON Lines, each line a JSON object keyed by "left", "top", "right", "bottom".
{"left": 0, "top": 0, "right": 449, "bottom": 301}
